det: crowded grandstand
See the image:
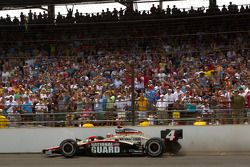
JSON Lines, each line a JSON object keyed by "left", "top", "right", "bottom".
{"left": 0, "top": 0, "right": 249, "bottom": 128}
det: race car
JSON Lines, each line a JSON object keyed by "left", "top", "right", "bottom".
{"left": 42, "top": 127, "right": 183, "bottom": 157}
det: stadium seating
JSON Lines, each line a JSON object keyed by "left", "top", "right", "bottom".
{"left": 0, "top": 3, "right": 249, "bottom": 127}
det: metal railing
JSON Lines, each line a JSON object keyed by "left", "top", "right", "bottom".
{"left": 0, "top": 104, "right": 249, "bottom": 128}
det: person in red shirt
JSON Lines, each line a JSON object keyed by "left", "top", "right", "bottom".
{"left": 246, "top": 91, "right": 250, "bottom": 108}
{"left": 246, "top": 91, "right": 250, "bottom": 124}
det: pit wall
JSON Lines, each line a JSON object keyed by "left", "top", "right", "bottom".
{"left": 0, "top": 125, "right": 250, "bottom": 153}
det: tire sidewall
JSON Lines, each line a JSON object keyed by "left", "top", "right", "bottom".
{"left": 145, "top": 138, "right": 165, "bottom": 157}
{"left": 60, "top": 139, "right": 78, "bottom": 157}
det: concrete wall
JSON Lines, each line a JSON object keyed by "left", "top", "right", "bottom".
{"left": 0, "top": 125, "right": 250, "bottom": 153}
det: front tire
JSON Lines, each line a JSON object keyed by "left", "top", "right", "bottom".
{"left": 60, "top": 139, "right": 78, "bottom": 158}
{"left": 145, "top": 137, "right": 165, "bottom": 157}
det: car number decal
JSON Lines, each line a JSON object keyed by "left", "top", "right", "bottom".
{"left": 166, "top": 130, "right": 176, "bottom": 141}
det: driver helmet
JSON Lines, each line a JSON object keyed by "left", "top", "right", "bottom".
{"left": 106, "top": 133, "right": 114, "bottom": 138}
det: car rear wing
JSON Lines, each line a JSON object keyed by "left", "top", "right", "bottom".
{"left": 161, "top": 129, "right": 183, "bottom": 141}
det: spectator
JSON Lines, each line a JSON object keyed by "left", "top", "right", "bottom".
{"left": 150, "top": 4, "right": 157, "bottom": 14}
{"left": 21, "top": 96, "right": 33, "bottom": 124}
{"left": 56, "top": 95, "right": 67, "bottom": 126}
{"left": 35, "top": 99, "right": 48, "bottom": 126}
{"left": 222, "top": 5, "right": 228, "bottom": 14}
{"left": 79, "top": 98, "right": 93, "bottom": 123}
{"left": 4, "top": 96, "right": 18, "bottom": 115}
{"left": 20, "top": 12, "right": 25, "bottom": 24}
{"left": 246, "top": 91, "right": 250, "bottom": 124}
{"left": 164, "top": 89, "right": 175, "bottom": 110}
{"left": 173, "top": 86, "right": 183, "bottom": 102}
{"left": 145, "top": 86, "right": 157, "bottom": 111}
{"left": 137, "top": 92, "right": 148, "bottom": 121}
{"left": 172, "top": 5, "right": 179, "bottom": 15}
{"left": 28, "top": 10, "right": 33, "bottom": 23}
{"left": 93, "top": 92, "right": 104, "bottom": 123}
{"left": 245, "top": 91, "right": 250, "bottom": 108}
{"left": 156, "top": 94, "right": 168, "bottom": 124}
{"left": 12, "top": 16, "right": 19, "bottom": 24}
{"left": 0, "top": 4, "right": 249, "bottom": 127}
{"left": 231, "top": 90, "right": 245, "bottom": 124}
{"left": 0, "top": 109, "right": 9, "bottom": 128}
{"left": 114, "top": 94, "right": 127, "bottom": 125}
{"left": 105, "top": 91, "right": 115, "bottom": 125}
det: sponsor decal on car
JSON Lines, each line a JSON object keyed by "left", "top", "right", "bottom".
{"left": 129, "top": 149, "right": 143, "bottom": 153}
{"left": 119, "top": 137, "right": 142, "bottom": 142}
{"left": 91, "top": 142, "right": 120, "bottom": 154}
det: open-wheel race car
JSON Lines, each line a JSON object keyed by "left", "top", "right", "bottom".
{"left": 42, "top": 127, "right": 183, "bottom": 157}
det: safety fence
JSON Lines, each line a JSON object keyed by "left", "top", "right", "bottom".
{"left": 0, "top": 104, "right": 249, "bottom": 128}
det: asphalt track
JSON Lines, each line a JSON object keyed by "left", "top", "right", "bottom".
{"left": 0, "top": 154, "right": 250, "bottom": 167}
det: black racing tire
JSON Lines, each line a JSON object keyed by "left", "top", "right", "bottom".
{"left": 60, "top": 139, "right": 78, "bottom": 158}
{"left": 145, "top": 137, "right": 165, "bottom": 157}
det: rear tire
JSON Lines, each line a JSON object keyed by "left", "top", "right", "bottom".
{"left": 145, "top": 137, "right": 165, "bottom": 157}
{"left": 60, "top": 139, "right": 78, "bottom": 158}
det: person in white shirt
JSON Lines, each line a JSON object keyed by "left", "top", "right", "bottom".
{"left": 4, "top": 96, "right": 18, "bottom": 114}
{"left": 173, "top": 87, "right": 183, "bottom": 102}
{"left": 1, "top": 69, "right": 11, "bottom": 83}
{"left": 114, "top": 95, "right": 127, "bottom": 125}
{"left": 157, "top": 70, "right": 167, "bottom": 81}
{"left": 115, "top": 95, "right": 127, "bottom": 118}
{"left": 164, "top": 89, "right": 175, "bottom": 109}
{"left": 156, "top": 94, "right": 168, "bottom": 124}
{"left": 35, "top": 100, "right": 48, "bottom": 126}
{"left": 4, "top": 96, "right": 19, "bottom": 126}
{"left": 113, "top": 77, "right": 123, "bottom": 88}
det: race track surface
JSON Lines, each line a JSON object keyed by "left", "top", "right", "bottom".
{"left": 0, "top": 154, "right": 249, "bottom": 167}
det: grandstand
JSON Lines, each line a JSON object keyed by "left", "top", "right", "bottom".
{"left": 0, "top": 0, "right": 249, "bottom": 128}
